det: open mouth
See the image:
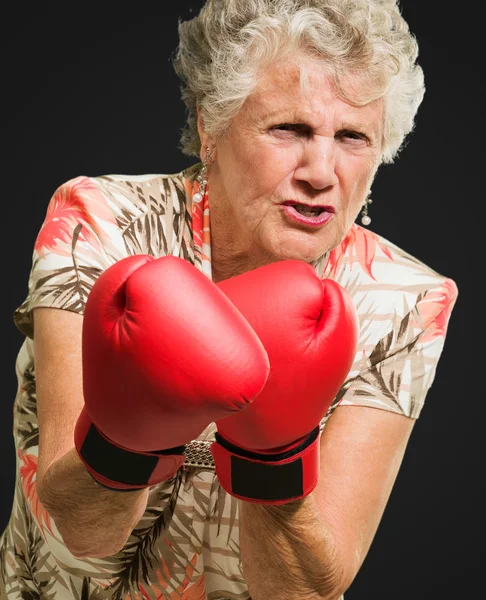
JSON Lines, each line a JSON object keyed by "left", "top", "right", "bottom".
{"left": 282, "top": 201, "right": 334, "bottom": 216}
{"left": 293, "top": 205, "right": 325, "bottom": 217}
{"left": 281, "top": 201, "right": 335, "bottom": 227}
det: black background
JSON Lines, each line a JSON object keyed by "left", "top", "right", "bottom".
{"left": 1, "top": 1, "right": 479, "bottom": 598}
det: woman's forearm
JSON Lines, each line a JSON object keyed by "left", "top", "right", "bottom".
{"left": 37, "top": 447, "right": 149, "bottom": 558}
{"left": 240, "top": 494, "right": 345, "bottom": 600}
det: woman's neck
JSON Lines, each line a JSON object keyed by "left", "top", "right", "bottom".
{"left": 210, "top": 234, "right": 277, "bottom": 283}
{"left": 205, "top": 187, "right": 269, "bottom": 282}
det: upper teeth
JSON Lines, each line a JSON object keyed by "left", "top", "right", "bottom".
{"left": 294, "top": 205, "right": 322, "bottom": 216}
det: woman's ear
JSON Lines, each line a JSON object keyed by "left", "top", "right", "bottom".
{"left": 197, "top": 107, "right": 215, "bottom": 162}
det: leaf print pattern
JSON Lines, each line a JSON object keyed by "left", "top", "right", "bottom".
{"left": 412, "top": 278, "right": 458, "bottom": 343}
{"left": 1, "top": 164, "right": 457, "bottom": 599}
{"left": 18, "top": 452, "right": 54, "bottom": 537}
{"left": 327, "top": 224, "right": 395, "bottom": 281}
{"left": 35, "top": 176, "right": 117, "bottom": 260}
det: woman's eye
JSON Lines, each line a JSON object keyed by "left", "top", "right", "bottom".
{"left": 274, "top": 124, "right": 300, "bottom": 132}
{"left": 338, "top": 130, "right": 368, "bottom": 143}
{"left": 272, "top": 125, "right": 369, "bottom": 144}
{"left": 272, "top": 124, "right": 310, "bottom": 136}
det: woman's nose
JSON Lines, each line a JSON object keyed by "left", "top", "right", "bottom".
{"left": 294, "top": 138, "right": 339, "bottom": 191}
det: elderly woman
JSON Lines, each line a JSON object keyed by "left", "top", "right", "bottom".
{"left": 0, "top": 1, "right": 457, "bottom": 599}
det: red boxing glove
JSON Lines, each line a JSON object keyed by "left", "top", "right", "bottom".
{"left": 211, "top": 260, "right": 358, "bottom": 505}
{"left": 74, "top": 255, "right": 269, "bottom": 491}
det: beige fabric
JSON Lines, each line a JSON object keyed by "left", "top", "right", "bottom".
{"left": 0, "top": 166, "right": 457, "bottom": 598}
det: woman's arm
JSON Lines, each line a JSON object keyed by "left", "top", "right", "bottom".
{"left": 240, "top": 406, "right": 415, "bottom": 600}
{"left": 34, "top": 307, "right": 149, "bottom": 558}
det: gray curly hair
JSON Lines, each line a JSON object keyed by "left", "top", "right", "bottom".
{"left": 172, "top": 0, "right": 425, "bottom": 164}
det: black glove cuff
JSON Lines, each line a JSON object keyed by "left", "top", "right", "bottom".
{"left": 79, "top": 422, "right": 185, "bottom": 487}
{"left": 211, "top": 426, "right": 321, "bottom": 502}
{"left": 214, "top": 425, "right": 320, "bottom": 462}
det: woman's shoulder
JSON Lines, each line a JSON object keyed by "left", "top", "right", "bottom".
{"left": 82, "top": 163, "right": 200, "bottom": 205}
{"left": 325, "top": 224, "right": 458, "bottom": 331}
{"left": 327, "top": 224, "right": 456, "bottom": 290}
{"left": 38, "top": 164, "right": 202, "bottom": 249}
{"left": 32, "top": 167, "right": 197, "bottom": 259}
{"left": 53, "top": 163, "right": 199, "bottom": 204}
{"left": 12, "top": 165, "right": 202, "bottom": 340}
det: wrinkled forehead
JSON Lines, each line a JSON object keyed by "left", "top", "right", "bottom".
{"left": 250, "top": 60, "right": 334, "bottom": 107}
{"left": 246, "top": 58, "right": 384, "bottom": 128}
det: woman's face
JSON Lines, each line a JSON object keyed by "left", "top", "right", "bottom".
{"left": 203, "top": 57, "right": 384, "bottom": 265}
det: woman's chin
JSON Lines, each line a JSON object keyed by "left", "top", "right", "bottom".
{"left": 270, "top": 240, "right": 328, "bottom": 264}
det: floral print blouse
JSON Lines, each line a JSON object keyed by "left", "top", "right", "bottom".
{"left": 0, "top": 163, "right": 458, "bottom": 599}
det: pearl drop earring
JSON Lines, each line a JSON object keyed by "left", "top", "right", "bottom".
{"left": 193, "top": 147, "right": 212, "bottom": 203}
{"left": 361, "top": 196, "right": 372, "bottom": 226}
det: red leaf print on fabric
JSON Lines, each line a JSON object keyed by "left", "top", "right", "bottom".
{"left": 179, "top": 572, "right": 206, "bottom": 599}
{"left": 414, "top": 278, "right": 458, "bottom": 343}
{"left": 18, "top": 450, "right": 54, "bottom": 536}
{"left": 128, "top": 550, "right": 205, "bottom": 600}
{"left": 34, "top": 176, "right": 116, "bottom": 259}
{"left": 327, "top": 224, "right": 394, "bottom": 280}
{"left": 166, "top": 552, "right": 205, "bottom": 600}
{"left": 178, "top": 552, "right": 206, "bottom": 600}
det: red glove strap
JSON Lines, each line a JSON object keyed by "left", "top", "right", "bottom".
{"left": 74, "top": 407, "right": 186, "bottom": 491}
{"left": 210, "top": 426, "right": 321, "bottom": 505}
